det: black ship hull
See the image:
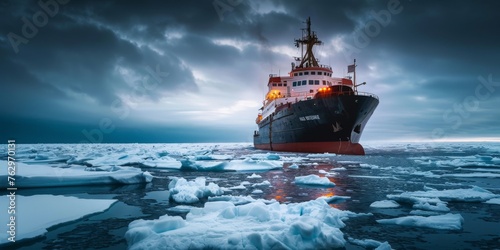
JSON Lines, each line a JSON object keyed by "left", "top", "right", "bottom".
{"left": 253, "top": 94, "right": 379, "bottom": 155}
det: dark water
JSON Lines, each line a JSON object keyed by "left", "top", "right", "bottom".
{"left": 4, "top": 143, "right": 500, "bottom": 249}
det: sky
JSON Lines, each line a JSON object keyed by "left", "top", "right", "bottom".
{"left": 1, "top": 0, "right": 499, "bottom": 143}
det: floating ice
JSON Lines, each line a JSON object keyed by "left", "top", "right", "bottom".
{"left": 409, "top": 210, "right": 440, "bottom": 216}
{"left": 306, "top": 153, "right": 337, "bottom": 158}
{"left": 442, "top": 173, "right": 500, "bottom": 178}
{"left": 370, "top": 200, "right": 400, "bottom": 208}
{"left": 248, "top": 153, "right": 281, "bottom": 160}
{"left": 168, "top": 177, "right": 224, "bottom": 204}
{"left": 348, "top": 237, "right": 392, "bottom": 249}
{"left": 359, "top": 163, "right": 380, "bottom": 169}
{"left": 225, "top": 158, "right": 283, "bottom": 171}
{"left": 252, "top": 180, "right": 271, "bottom": 188}
{"left": 377, "top": 213, "right": 464, "bottom": 230}
{"left": 247, "top": 173, "right": 262, "bottom": 179}
{"left": 125, "top": 198, "right": 359, "bottom": 249}
{"left": 413, "top": 202, "right": 450, "bottom": 212}
{"left": 294, "top": 174, "right": 335, "bottom": 187}
{"left": 288, "top": 163, "right": 299, "bottom": 169}
{"left": 318, "top": 195, "right": 351, "bottom": 203}
{"left": 251, "top": 189, "right": 263, "bottom": 194}
{"left": 318, "top": 169, "right": 328, "bottom": 174}
{"left": 331, "top": 167, "right": 347, "bottom": 171}
{"left": 387, "top": 186, "right": 498, "bottom": 202}
{"left": 166, "top": 205, "right": 196, "bottom": 213}
{"left": 0, "top": 195, "right": 116, "bottom": 244}
{"left": 0, "top": 161, "right": 152, "bottom": 188}
{"left": 484, "top": 198, "right": 500, "bottom": 205}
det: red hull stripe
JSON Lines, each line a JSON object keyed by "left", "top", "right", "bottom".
{"left": 254, "top": 141, "right": 365, "bottom": 155}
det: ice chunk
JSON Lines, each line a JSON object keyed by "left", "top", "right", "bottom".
{"left": 252, "top": 180, "right": 272, "bottom": 188}
{"left": 442, "top": 173, "right": 500, "bottom": 178}
{"left": 247, "top": 173, "right": 262, "bottom": 179}
{"left": 318, "top": 170, "right": 328, "bottom": 174}
{"left": 331, "top": 167, "right": 347, "bottom": 171}
{"left": 0, "top": 161, "right": 152, "bottom": 188}
{"left": 484, "top": 198, "right": 500, "bottom": 205}
{"left": 317, "top": 195, "right": 351, "bottom": 203}
{"left": 225, "top": 158, "right": 283, "bottom": 171}
{"left": 248, "top": 153, "right": 281, "bottom": 160}
{"left": 377, "top": 213, "right": 464, "bottom": 230}
{"left": 168, "top": 177, "right": 224, "bottom": 204}
{"left": 388, "top": 186, "right": 498, "bottom": 202}
{"left": 0, "top": 195, "right": 116, "bottom": 244}
{"left": 370, "top": 200, "right": 400, "bottom": 208}
{"left": 306, "top": 153, "right": 337, "bottom": 158}
{"left": 180, "top": 159, "right": 226, "bottom": 171}
{"left": 295, "top": 174, "right": 335, "bottom": 187}
{"left": 251, "top": 189, "right": 263, "bottom": 194}
{"left": 348, "top": 237, "right": 391, "bottom": 249}
{"left": 126, "top": 198, "right": 353, "bottom": 249}
{"left": 413, "top": 202, "right": 450, "bottom": 212}
{"left": 359, "top": 163, "right": 380, "bottom": 169}
{"left": 288, "top": 163, "right": 299, "bottom": 169}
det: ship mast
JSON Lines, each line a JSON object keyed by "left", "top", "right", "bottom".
{"left": 295, "top": 17, "right": 322, "bottom": 68}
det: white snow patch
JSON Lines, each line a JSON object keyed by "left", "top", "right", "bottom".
{"left": 377, "top": 213, "right": 464, "bottom": 230}
{"left": 295, "top": 175, "right": 335, "bottom": 187}
{"left": 0, "top": 195, "right": 116, "bottom": 243}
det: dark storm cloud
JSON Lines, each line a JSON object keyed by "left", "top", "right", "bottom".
{"left": 1, "top": 0, "right": 499, "bottom": 142}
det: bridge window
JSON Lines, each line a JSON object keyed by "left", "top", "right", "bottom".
{"left": 299, "top": 72, "right": 303, "bottom": 76}
{"left": 294, "top": 73, "right": 298, "bottom": 76}
{"left": 293, "top": 82, "right": 297, "bottom": 86}
{"left": 304, "top": 72, "right": 309, "bottom": 75}
{"left": 272, "top": 83, "right": 277, "bottom": 86}
{"left": 311, "top": 71, "right": 316, "bottom": 75}
{"left": 302, "top": 80, "right": 306, "bottom": 85}
{"left": 278, "top": 83, "right": 282, "bottom": 86}
{"left": 284, "top": 83, "right": 287, "bottom": 86}
{"left": 315, "top": 80, "right": 320, "bottom": 85}
{"left": 323, "top": 80, "right": 326, "bottom": 85}
{"left": 318, "top": 72, "right": 322, "bottom": 75}
{"left": 309, "top": 80, "right": 314, "bottom": 85}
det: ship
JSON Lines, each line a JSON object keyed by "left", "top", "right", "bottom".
{"left": 253, "top": 17, "right": 379, "bottom": 155}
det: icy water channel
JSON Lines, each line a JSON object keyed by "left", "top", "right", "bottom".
{"left": 2, "top": 142, "right": 500, "bottom": 249}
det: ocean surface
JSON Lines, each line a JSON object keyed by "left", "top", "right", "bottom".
{"left": 1, "top": 142, "right": 500, "bottom": 249}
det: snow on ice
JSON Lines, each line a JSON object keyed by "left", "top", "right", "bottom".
{"left": 0, "top": 195, "right": 116, "bottom": 244}
{"left": 377, "top": 213, "right": 464, "bottom": 230}
{"left": 168, "top": 177, "right": 224, "bottom": 204}
{"left": 0, "top": 161, "right": 152, "bottom": 188}
{"left": 370, "top": 200, "right": 400, "bottom": 208}
{"left": 125, "top": 198, "right": 364, "bottom": 249}
{"left": 294, "top": 174, "right": 335, "bottom": 187}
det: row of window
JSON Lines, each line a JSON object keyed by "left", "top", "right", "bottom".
{"left": 293, "top": 71, "right": 332, "bottom": 77}
{"left": 272, "top": 83, "right": 287, "bottom": 87}
{"left": 292, "top": 80, "right": 332, "bottom": 87}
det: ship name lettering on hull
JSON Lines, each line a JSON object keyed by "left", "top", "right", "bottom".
{"left": 299, "top": 115, "right": 320, "bottom": 121}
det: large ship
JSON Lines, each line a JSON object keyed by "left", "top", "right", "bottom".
{"left": 253, "top": 18, "right": 379, "bottom": 155}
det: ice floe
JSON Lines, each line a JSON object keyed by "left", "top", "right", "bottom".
{"left": 484, "top": 198, "right": 500, "bottom": 205}
{"left": 0, "top": 195, "right": 116, "bottom": 244}
{"left": 377, "top": 213, "right": 464, "bottom": 230}
{"left": 294, "top": 174, "right": 335, "bottom": 187}
{"left": 387, "top": 186, "right": 498, "bottom": 202}
{"left": 247, "top": 173, "right": 262, "bottom": 179}
{"left": 0, "top": 161, "right": 152, "bottom": 188}
{"left": 370, "top": 200, "right": 400, "bottom": 208}
{"left": 168, "top": 177, "right": 224, "bottom": 204}
{"left": 125, "top": 198, "right": 363, "bottom": 249}
{"left": 288, "top": 163, "right": 299, "bottom": 169}
{"left": 224, "top": 158, "right": 283, "bottom": 171}
{"left": 347, "top": 237, "right": 392, "bottom": 249}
